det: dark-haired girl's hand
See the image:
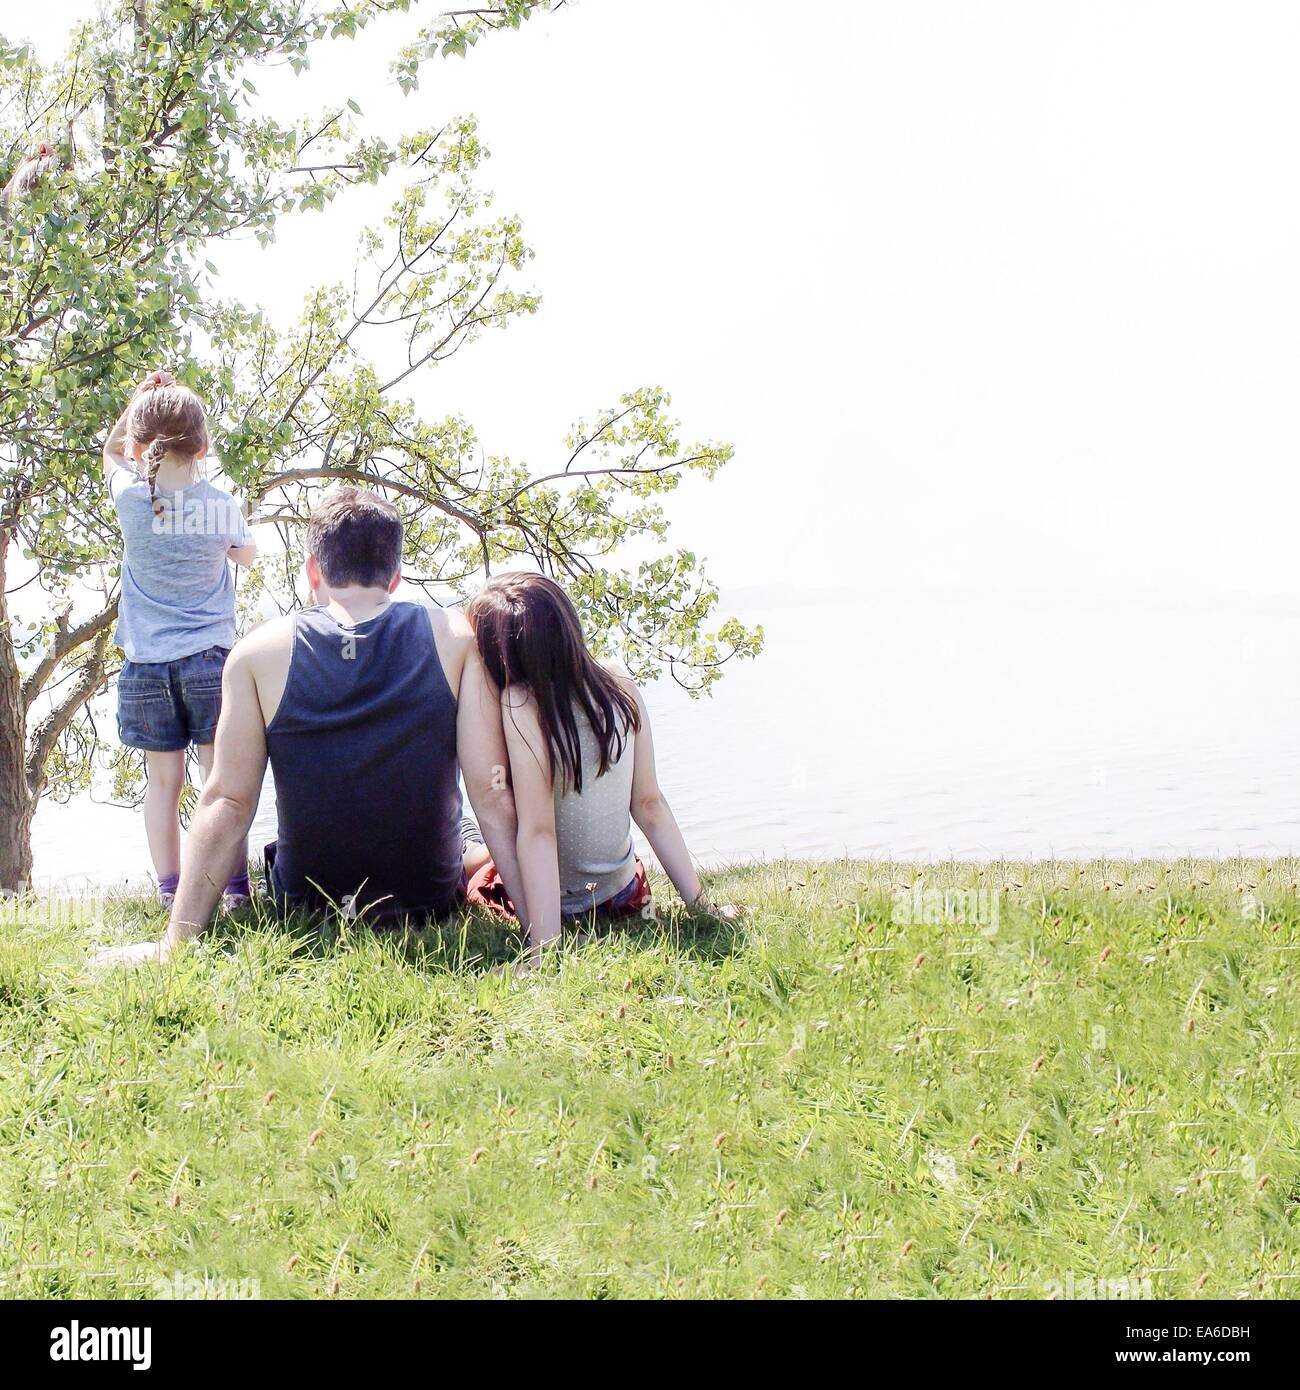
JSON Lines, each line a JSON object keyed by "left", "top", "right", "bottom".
{"left": 692, "top": 896, "right": 744, "bottom": 921}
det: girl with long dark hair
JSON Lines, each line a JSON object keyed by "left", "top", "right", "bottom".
{"left": 466, "top": 572, "right": 735, "bottom": 959}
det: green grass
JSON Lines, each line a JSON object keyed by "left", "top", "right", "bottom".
{"left": 2, "top": 858, "right": 1299, "bottom": 1299}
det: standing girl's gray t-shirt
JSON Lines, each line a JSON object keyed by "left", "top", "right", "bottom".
{"left": 109, "top": 464, "right": 250, "bottom": 663}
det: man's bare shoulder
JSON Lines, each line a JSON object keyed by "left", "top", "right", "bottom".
{"left": 423, "top": 602, "right": 475, "bottom": 661}
{"left": 226, "top": 614, "right": 294, "bottom": 683}
{"left": 226, "top": 615, "right": 296, "bottom": 726}
{"left": 418, "top": 603, "right": 475, "bottom": 701}
{"left": 427, "top": 603, "right": 473, "bottom": 642}
{"left": 231, "top": 613, "right": 295, "bottom": 661}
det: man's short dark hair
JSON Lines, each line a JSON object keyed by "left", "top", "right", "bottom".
{"left": 307, "top": 487, "right": 403, "bottom": 588}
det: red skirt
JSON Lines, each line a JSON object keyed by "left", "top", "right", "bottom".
{"left": 466, "top": 855, "right": 652, "bottom": 920}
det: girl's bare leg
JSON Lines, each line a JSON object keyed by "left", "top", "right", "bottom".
{"left": 143, "top": 749, "right": 186, "bottom": 880}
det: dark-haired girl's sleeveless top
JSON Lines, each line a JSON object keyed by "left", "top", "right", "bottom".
{"left": 264, "top": 601, "right": 463, "bottom": 921}
{"left": 554, "top": 706, "right": 637, "bottom": 913}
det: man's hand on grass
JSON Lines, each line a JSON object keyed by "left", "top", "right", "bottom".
{"left": 89, "top": 938, "right": 171, "bottom": 970}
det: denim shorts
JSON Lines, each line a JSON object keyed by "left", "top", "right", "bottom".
{"left": 116, "top": 646, "right": 229, "bottom": 752}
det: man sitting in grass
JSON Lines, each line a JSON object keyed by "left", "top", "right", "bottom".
{"left": 94, "top": 486, "right": 528, "bottom": 965}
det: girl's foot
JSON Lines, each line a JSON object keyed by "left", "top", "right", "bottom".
{"left": 221, "top": 871, "right": 252, "bottom": 913}
{"left": 158, "top": 872, "right": 179, "bottom": 910}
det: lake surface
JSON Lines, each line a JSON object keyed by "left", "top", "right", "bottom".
{"left": 29, "top": 587, "right": 1300, "bottom": 892}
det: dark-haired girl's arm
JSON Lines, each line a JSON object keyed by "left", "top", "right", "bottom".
{"left": 625, "top": 680, "right": 704, "bottom": 903}
{"left": 500, "top": 686, "right": 562, "bottom": 959}
{"left": 457, "top": 648, "right": 530, "bottom": 927}
{"left": 624, "top": 679, "right": 742, "bottom": 919}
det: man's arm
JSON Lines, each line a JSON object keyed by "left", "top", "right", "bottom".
{"left": 456, "top": 645, "right": 529, "bottom": 927}
{"left": 162, "top": 646, "right": 268, "bottom": 952}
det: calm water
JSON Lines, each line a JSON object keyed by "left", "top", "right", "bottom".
{"left": 29, "top": 588, "right": 1300, "bottom": 891}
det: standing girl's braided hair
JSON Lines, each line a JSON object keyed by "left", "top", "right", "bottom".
{"left": 127, "top": 384, "right": 209, "bottom": 517}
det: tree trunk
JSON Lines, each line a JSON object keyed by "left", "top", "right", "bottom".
{"left": 0, "top": 530, "right": 34, "bottom": 891}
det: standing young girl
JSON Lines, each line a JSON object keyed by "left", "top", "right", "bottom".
{"left": 465, "top": 572, "right": 738, "bottom": 963}
{"left": 104, "top": 370, "right": 257, "bottom": 907}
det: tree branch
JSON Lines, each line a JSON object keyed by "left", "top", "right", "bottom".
{"left": 25, "top": 627, "right": 111, "bottom": 799}
{"left": 250, "top": 463, "right": 485, "bottom": 534}
{"left": 21, "top": 596, "right": 118, "bottom": 710}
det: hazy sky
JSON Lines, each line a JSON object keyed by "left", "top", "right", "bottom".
{"left": 15, "top": 1, "right": 1300, "bottom": 603}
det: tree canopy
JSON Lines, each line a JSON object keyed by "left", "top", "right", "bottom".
{"left": 0, "top": 1, "right": 762, "bottom": 888}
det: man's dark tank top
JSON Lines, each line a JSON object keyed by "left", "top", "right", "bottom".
{"left": 265, "top": 601, "right": 463, "bottom": 921}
